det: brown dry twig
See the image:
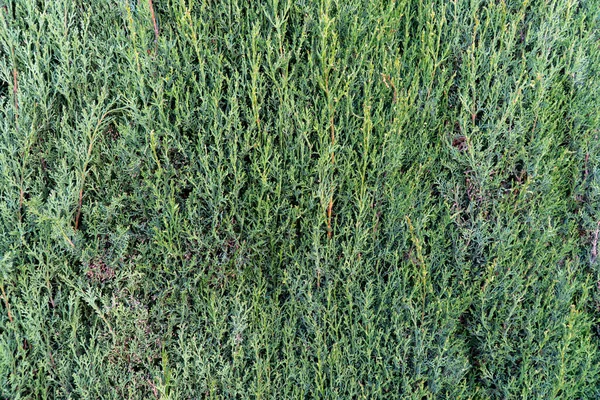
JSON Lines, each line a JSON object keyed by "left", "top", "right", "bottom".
{"left": 148, "top": 0, "right": 159, "bottom": 51}
{"left": 147, "top": 378, "right": 159, "bottom": 398}
{"left": 327, "top": 198, "right": 333, "bottom": 239}
{"left": 452, "top": 135, "right": 468, "bottom": 152}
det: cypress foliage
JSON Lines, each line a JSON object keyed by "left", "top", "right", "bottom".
{"left": 1, "top": 0, "right": 599, "bottom": 397}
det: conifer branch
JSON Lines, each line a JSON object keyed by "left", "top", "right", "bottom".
{"left": 11, "top": 45, "right": 19, "bottom": 131}
{"left": 0, "top": 283, "right": 13, "bottom": 323}
{"left": 327, "top": 110, "right": 334, "bottom": 240}
{"left": 591, "top": 220, "right": 600, "bottom": 264}
{"left": 12, "top": 68, "right": 18, "bottom": 117}
{"left": 74, "top": 106, "right": 126, "bottom": 231}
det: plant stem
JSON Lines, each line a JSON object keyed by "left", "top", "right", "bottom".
{"left": 0, "top": 283, "right": 14, "bottom": 323}
{"left": 148, "top": 0, "right": 159, "bottom": 52}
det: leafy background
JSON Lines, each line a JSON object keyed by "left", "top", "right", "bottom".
{"left": 1, "top": 0, "right": 599, "bottom": 398}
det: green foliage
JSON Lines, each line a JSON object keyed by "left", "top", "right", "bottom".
{"left": 1, "top": 0, "right": 599, "bottom": 398}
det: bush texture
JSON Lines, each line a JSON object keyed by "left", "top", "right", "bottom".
{"left": 1, "top": 0, "right": 600, "bottom": 398}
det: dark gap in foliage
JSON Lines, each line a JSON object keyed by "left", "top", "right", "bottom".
{"left": 0, "top": 77, "right": 7, "bottom": 99}
{"left": 458, "top": 307, "right": 485, "bottom": 384}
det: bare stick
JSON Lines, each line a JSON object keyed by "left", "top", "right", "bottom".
{"left": 327, "top": 199, "right": 333, "bottom": 239}
{"left": 148, "top": 378, "right": 159, "bottom": 398}
{"left": 148, "top": 0, "right": 159, "bottom": 51}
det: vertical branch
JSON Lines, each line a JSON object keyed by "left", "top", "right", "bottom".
{"left": 10, "top": 46, "right": 24, "bottom": 221}
{"left": 248, "top": 23, "right": 262, "bottom": 132}
{"left": 10, "top": 44, "right": 18, "bottom": 124}
{"left": 74, "top": 131, "right": 99, "bottom": 231}
{"left": 591, "top": 220, "right": 600, "bottom": 264}
{"left": 12, "top": 67, "right": 18, "bottom": 120}
{"left": 327, "top": 98, "right": 335, "bottom": 239}
{"left": 329, "top": 108, "right": 335, "bottom": 163}
{"left": 74, "top": 135, "right": 99, "bottom": 231}
{"left": 405, "top": 216, "right": 428, "bottom": 326}
{"left": 125, "top": 3, "right": 142, "bottom": 73}
{"left": 74, "top": 107, "right": 123, "bottom": 231}
{"left": 381, "top": 73, "right": 397, "bottom": 104}
{"left": 0, "top": 283, "right": 14, "bottom": 323}
{"left": 148, "top": 0, "right": 159, "bottom": 52}
{"left": 322, "top": 12, "right": 336, "bottom": 240}
{"left": 583, "top": 153, "right": 589, "bottom": 180}
{"left": 326, "top": 197, "right": 333, "bottom": 239}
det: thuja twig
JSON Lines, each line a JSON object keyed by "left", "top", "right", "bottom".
{"left": 11, "top": 47, "right": 18, "bottom": 124}
{"left": 12, "top": 68, "right": 18, "bottom": 119}
{"left": 381, "top": 73, "right": 397, "bottom": 103}
{"left": 74, "top": 106, "right": 126, "bottom": 231}
{"left": 591, "top": 220, "right": 600, "bottom": 264}
{"left": 11, "top": 45, "right": 27, "bottom": 222}
{"left": 326, "top": 78, "right": 335, "bottom": 239}
{"left": 60, "top": 225, "right": 75, "bottom": 248}
{"left": 18, "top": 107, "right": 38, "bottom": 223}
{"left": 327, "top": 111, "right": 335, "bottom": 239}
{"left": 74, "top": 115, "right": 108, "bottom": 231}
{"left": 0, "top": 282, "right": 14, "bottom": 323}
{"left": 60, "top": 274, "right": 115, "bottom": 340}
{"left": 406, "top": 216, "right": 428, "bottom": 326}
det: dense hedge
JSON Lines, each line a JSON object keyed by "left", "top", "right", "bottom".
{"left": 1, "top": 0, "right": 599, "bottom": 398}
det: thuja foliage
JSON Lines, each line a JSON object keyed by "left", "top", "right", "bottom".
{"left": 1, "top": 0, "right": 599, "bottom": 398}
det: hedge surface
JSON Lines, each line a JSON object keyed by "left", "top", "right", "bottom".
{"left": 1, "top": 0, "right": 599, "bottom": 398}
